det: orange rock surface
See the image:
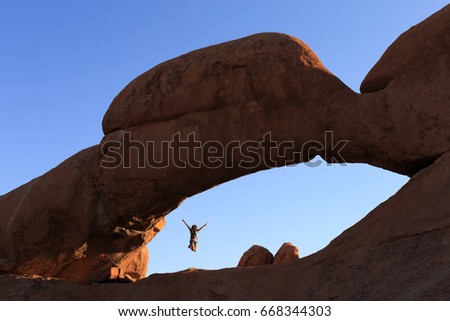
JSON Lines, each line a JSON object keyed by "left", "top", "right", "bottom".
{"left": 237, "top": 245, "right": 274, "bottom": 267}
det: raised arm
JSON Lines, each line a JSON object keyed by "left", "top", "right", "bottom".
{"left": 198, "top": 222, "right": 208, "bottom": 231}
{"left": 182, "top": 219, "right": 190, "bottom": 230}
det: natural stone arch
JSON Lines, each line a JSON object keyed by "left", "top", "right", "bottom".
{"left": 0, "top": 5, "right": 448, "bottom": 285}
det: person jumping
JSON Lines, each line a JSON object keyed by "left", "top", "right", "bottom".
{"left": 182, "top": 219, "right": 208, "bottom": 252}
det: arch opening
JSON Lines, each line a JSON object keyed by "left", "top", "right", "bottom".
{"left": 147, "top": 159, "right": 409, "bottom": 275}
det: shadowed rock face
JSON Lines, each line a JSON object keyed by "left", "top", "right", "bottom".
{"left": 0, "top": 4, "right": 449, "bottom": 298}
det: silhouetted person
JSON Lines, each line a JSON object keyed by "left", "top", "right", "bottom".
{"left": 182, "top": 219, "right": 207, "bottom": 252}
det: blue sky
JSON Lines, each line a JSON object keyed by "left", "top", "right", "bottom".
{"left": 0, "top": 1, "right": 446, "bottom": 274}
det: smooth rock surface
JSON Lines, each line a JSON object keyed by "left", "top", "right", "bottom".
{"left": 273, "top": 242, "right": 299, "bottom": 264}
{"left": 237, "top": 245, "right": 274, "bottom": 267}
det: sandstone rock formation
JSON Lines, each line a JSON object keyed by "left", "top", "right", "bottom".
{"left": 0, "top": 4, "right": 448, "bottom": 299}
{"left": 273, "top": 242, "right": 299, "bottom": 264}
{"left": 237, "top": 245, "right": 273, "bottom": 267}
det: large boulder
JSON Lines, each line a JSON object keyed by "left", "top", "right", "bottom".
{"left": 237, "top": 245, "right": 273, "bottom": 267}
{"left": 273, "top": 242, "right": 299, "bottom": 264}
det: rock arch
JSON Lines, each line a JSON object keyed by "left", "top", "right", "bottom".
{"left": 0, "top": 5, "right": 448, "bottom": 291}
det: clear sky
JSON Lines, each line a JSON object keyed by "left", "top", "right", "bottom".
{"left": 0, "top": 1, "right": 446, "bottom": 274}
